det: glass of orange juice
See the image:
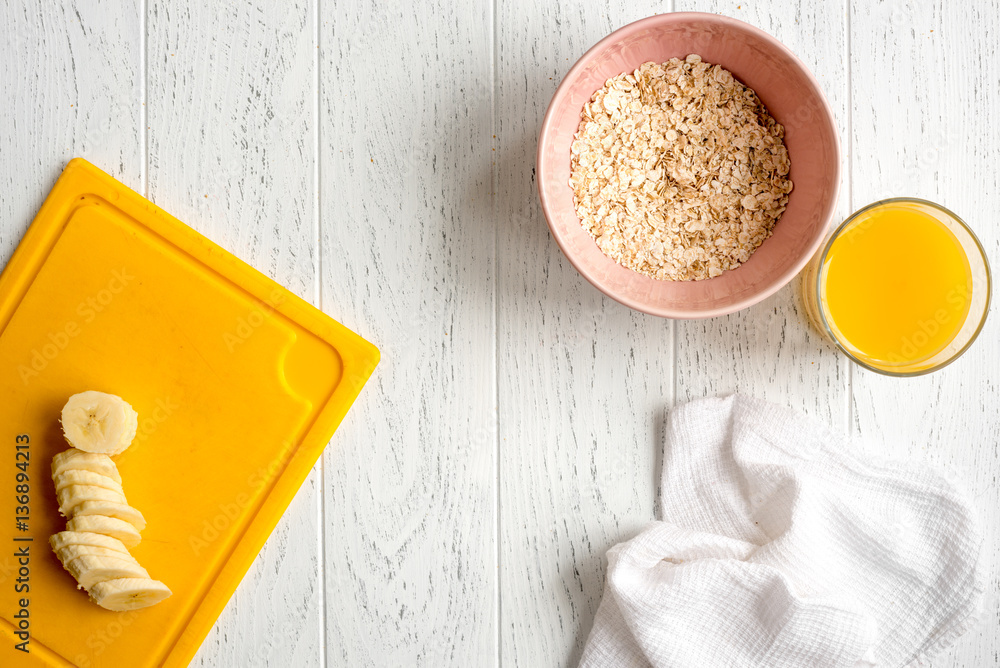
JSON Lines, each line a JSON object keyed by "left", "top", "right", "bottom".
{"left": 802, "top": 198, "right": 991, "bottom": 376}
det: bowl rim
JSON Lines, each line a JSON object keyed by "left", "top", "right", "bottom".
{"left": 536, "top": 11, "right": 842, "bottom": 319}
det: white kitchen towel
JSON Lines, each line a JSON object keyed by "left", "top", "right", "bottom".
{"left": 580, "top": 395, "right": 983, "bottom": 668}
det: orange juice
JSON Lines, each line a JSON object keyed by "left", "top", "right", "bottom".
{"left": 818, "top": 204, "right": 972, "bottom": 366}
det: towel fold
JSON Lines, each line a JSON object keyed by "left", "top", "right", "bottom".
{"left": 580, "top": 395, "right": 982, "bottom": 668}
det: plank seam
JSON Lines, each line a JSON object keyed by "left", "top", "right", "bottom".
{"left": 845, "top": 0, "right": 854, "bottom": 436}
{"left": 313, "top": 0, "right": 328, "bottom": 665}
{"left": 491, "top": 0, "right": 501, "bottom": 663}
{"left": 140, "top": 0, "right": 148, "bottom": 198}
{"left": 671, "top": 0, "right": 677, "bottom": 416}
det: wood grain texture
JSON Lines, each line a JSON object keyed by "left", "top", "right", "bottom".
{"left": 3, "top": 1, "right": 1000, "bottom": 666}
{"left": 496, "top": 3, "right": 676, "bottom": 667}
{"left": 0, "top": 0, "right": 141, "bottom": 266}
{"left": 319, "top": 1, "right": 497, "bottom": 665}
{"left": 145, "top": 2, "right": 323, "bottom": 665}
{"left": 673, "top": 0, "right": 851, "bottom": 427}
{"left": 848, "top": 2, "right": 1000, "bottom": 666}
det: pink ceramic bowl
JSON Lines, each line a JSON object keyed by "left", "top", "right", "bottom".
{"left": 537, "top": 13, "right": 840, "bottom": 319}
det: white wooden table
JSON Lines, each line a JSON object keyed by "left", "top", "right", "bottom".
{"left": 2, "top": 1, "right": 997, "bottom": 666}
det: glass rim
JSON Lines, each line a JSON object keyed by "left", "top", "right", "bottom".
{"left": 814, "top": 197, "right": 992, "bottom": 377}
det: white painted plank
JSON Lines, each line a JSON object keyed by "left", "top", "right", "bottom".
{"left": 496, "top": 3, "right": 676, "bottom": 666}
{"left": 145, "top": 2, "right": 323, "bottom": 665}
{"left": 5, "top": 2, "right": 1000, "bottom": 667}
{"left": 0, "top": 0, "right": 141, "bottom": 267}
{"left": 672, "top": 0, "right": 851, "bottom": 426}
{"left": 848, "top": 2, "right": 1000, "bottom": 666}
{"left": 319, "top": 1, "right": 497, "bottom": 665}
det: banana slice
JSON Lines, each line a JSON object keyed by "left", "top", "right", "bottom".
{"left": 52, "top": 392, "right": 168, "bottom": 610}
{"left": 57, "top": 485, "right": 128, "bottom": 517}
{"left": 53, "top": 470, "right": 125, "bottom": 495}
{"left": 55, "top": 545, "right": 140, "bottom": 564}
{"left": 89, "top": 578, "right": 172, "bottom": 611}
{"left": 71, "top": 500, "right": 146, "bottom": 532}
{"left": 51, "top": 449, "right": 122, "bottom": 484}
{"left": 65, "top": 554, "right": 149, "bottom": 590}
{"left": 67, "top": 515, "right": 143, "bottom": 547}
{"left": 61, "top": 391, "right": 139, "bottom": 455}
{"left": 49, "top": 531, "right": 130, "bottom": 555}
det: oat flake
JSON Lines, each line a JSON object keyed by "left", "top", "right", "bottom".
{"left": 569, "top": 55, "right": 793, "bottom": 281}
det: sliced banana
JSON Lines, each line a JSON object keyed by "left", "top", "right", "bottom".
{"left": 61, "top": 391, "right": 139, "bottom": 455}
{"left": 57, "top": 485, "right": 128, "bottom": 517}
{"left": 67, "top": 515, "right": 143, "bottom": 547}
{"left": 53, "top": 470, "right": 125, "bottom": 495}
{"left": 89, "top": 578, "right": 172, "bottom": 612}
{"left": 51, "top": 449, "right": 122, "bottom": 484}
{"left": 49, "top": 531, "right": 130, "bottom": 555}
{"left": 65, "top": 554, "right": 149, "bottom": 591}
{"left": 56, "top": 544, "right": 141, "bottom": 564}
{"left": 71, "top": 500, "right": 146, "bottom": 532}
{"left": 51, "top": 392, "right": 168, "bottom": 610}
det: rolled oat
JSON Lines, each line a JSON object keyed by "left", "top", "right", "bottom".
{"left": 569, "top": 55, "right": 793, "bottom": 281}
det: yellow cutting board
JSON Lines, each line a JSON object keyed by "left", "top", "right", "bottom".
{"left": 0, "top": 159, "right": 379, "bottom": 667}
